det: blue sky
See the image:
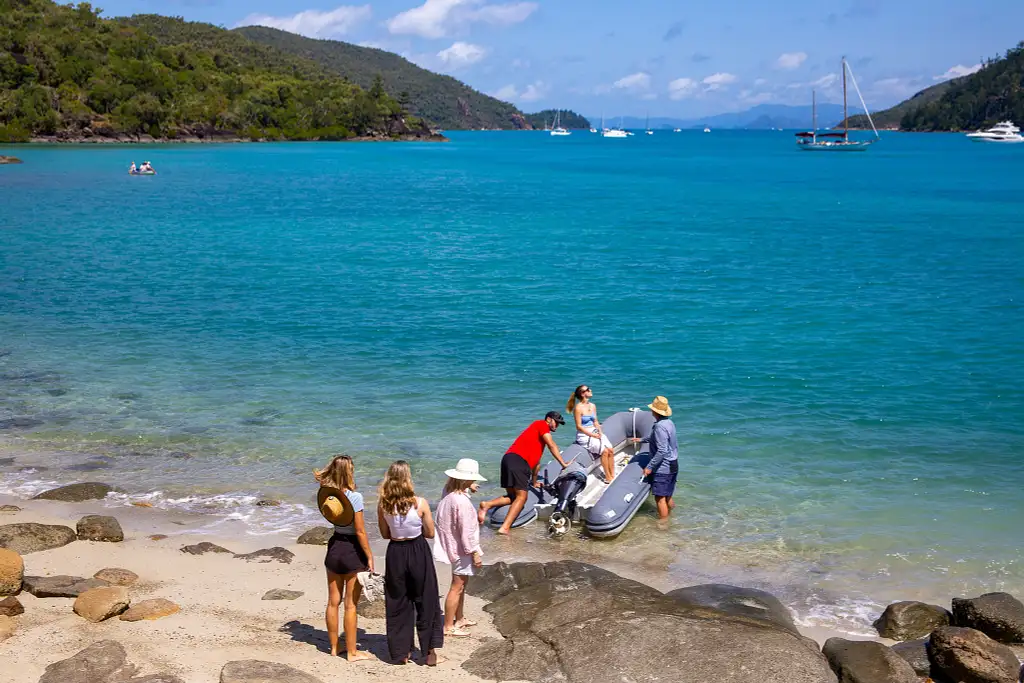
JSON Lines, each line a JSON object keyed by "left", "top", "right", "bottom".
{"left": 98, "top": 0, "right": 1023, "bottom": 117}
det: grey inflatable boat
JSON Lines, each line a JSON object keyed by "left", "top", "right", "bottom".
{"left": 487, "top": 409, "right": 655, "bottom": 538}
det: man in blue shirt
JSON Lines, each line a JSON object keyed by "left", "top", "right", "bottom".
{"left": 632, "top": 396, "right": 678, "bottom": 520}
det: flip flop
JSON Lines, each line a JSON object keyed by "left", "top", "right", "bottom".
{"left": 445, "top": 626, "right": 472, "bottom": 637}
{"left": 456, "top": 619, "right": 478, "bottom": 627}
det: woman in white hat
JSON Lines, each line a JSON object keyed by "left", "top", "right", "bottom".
{"left": 434, "top": 458, "right": 487, "bottom": 637}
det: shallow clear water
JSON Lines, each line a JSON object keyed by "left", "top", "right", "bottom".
{"left": 2, "top": 131, "right": 1022, "bottom": 633}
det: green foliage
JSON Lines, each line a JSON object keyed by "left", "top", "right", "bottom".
{"left": 0, "top": 0, "right": 414, "bottom": 140}
{"left": 232, "top": 25, "right": 529, "bottom": 130}
{"left": 844, "top": 79, "right": 963, "bottom": 130}
{"left": 524, "top": 109, "right": 590, "bottom": 129}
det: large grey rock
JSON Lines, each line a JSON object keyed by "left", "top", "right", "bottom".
{"left": 77, "top": 515, "right": 124, "bottom": 542}
{"left": 463, "top": 561, "right": 837, "bottom": 683}
{"left": 0, "top": 523, "right": 77, "bottom": 554}
{"left": 38, "top": 641, "right": 138, "bottom": 683}
{"left": 666, "top": 583, "right": 799, "bottom": 635}
{"left": 889, "top": 638, "right": 931, "bottom": 677}
{"left": 219, "top": 660, "right": 325, "bottom": 683}
{"left": 24, "top": 575, "right": 110, "bottom": 598}
{"left": 953, "top": 593, "right": 1024, "bottom": 644}
{"left": 34, "top": 482, "right": 113, "bottom": 502}
{"left": 234, "top": 547, "right": 294, "bottom": 564}
{"left": 929, "top": 626, "right": 1022, "bottom": 683}
{"left": 873, "top": 601, "right": 951, "bottom": 641}
{"left": 180, "top": 542, "right": 232, "bottom": 555}
{"left": 296, "top": 527, "right": 332, "bottom": 545}
{"left": 822, "top": 638, "right": 918, "bottom": 683}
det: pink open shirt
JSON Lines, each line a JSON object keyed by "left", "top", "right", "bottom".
{"left": 435, "top": 491, "right": 482, "bottom": 564}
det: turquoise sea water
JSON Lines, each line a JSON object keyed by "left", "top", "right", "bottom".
{"left": 2, "top": 131, "right": 1023, "bottom": 632}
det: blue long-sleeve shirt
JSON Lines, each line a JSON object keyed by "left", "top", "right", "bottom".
{"left": 641, "top": 418, "right": 678, "bottom": 474}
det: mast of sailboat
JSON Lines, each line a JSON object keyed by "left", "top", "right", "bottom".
{"left": 812, "top": 90, "right": 817, "bottom": 143}
{"left": 842, "top": 56, "right": 848, "bottom": 142}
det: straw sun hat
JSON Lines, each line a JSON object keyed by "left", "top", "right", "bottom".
{"left": 648, "top": 396, "right": 673, "bottom": 417}
{"left": 317, "top": 486, "right": 355, "bottom": 527}
{"left": 444, "top": 458, "right": 487, "bottom": 482}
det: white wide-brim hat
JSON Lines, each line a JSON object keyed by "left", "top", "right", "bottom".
{"left": 444, "top": 458, "right": 487, "bottom": 482}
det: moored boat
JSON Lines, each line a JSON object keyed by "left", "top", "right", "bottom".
{"left": 797, "top": 57, "right": 878, "bottom": 151}
{"left": 966, "top": 121, "right": 1023, "bottom": 143}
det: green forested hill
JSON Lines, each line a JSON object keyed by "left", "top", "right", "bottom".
{"left": 0, "top": 0, "right": 428, "bottom": 142}
{"left": 233, "top": 26, "right": 531, "bottom": 130}
{"left": 843, "top": 78, "right": 963, "bottom": 130}
{"left": 524, "top": 109, "right": 590, "bottom": 129}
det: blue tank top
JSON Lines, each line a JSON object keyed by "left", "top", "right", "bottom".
{"left": 580, "top": 413, "right": 596, "bottom": 428}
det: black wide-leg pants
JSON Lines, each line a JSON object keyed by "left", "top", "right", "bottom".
{"left": 384, "top": 535, "right": 444, "bottom": 661}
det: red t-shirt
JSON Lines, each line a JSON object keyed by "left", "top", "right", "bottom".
{"left": 506, "top": 420, "right": 551, "bottom": 469}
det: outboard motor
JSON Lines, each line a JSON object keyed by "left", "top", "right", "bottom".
{"left": 546, "top": 464, "right": 588, "bottom": 537}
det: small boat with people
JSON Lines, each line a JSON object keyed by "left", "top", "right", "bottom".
{"left": 965, "top": 121, "right": 1023, "bottom": 143}
{"left": 796, "top": 57, "right": 879, "bottom": 151}
{"left": 486, "top": 408, "right": 655, "bottom": 538}
{"left": 129, "top": 160, "right": 157, "bottom": 175}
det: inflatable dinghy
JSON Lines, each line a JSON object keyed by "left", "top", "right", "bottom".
{"left": 129, "top": 170, "right": 156, "bottom": 175}
{"left": 487, "top": 409, "right": 655, "bottom": 538}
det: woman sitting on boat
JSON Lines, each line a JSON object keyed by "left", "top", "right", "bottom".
{"left": 567, "top": 384, "right": 615, "bottom": 483}
{"left": 129, "top": 161, "right": 137, "bottom": 173}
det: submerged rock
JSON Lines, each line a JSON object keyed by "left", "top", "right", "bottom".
{"left": 219, "top": 660, "right": 324, "bottom": 683}
{"left": 34, "top": 482, "right": 113, "bottom": 502}
{"left": 822, "top": 638, "right": 918, "bottom": 683}
{"left": 952, "top": 592, "right": 1024, "bottom": 644}
{"left": 77, "top": 515, "right": 124, "bottom": 542}
{"left": 24, "top": 575, "right": 109, "bottom": 598}
{"left": 296, "top": 527, "right": 332, "bottom": 545}
{"left": 666, "top": 583, "right": 799, "bottom": 635}
{"left": 928, "top": 626, "right": 1022, "bottom": 683}
{"left": 0, "top": 523, "right": 77, "bottom": 554}
{"left": 0, "top": 417, "right": 44, "bottom": 430}
{"left": 234, "top": 547, "right": 294, "bottom": 564}
{"left": 0, "top": 156, "right": 22, "bottom": 164}
{"left": 873, "top": 601, "right": 951, "bottom": 641}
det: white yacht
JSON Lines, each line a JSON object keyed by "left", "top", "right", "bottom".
{"left": 703, "top": 127, "right": 711, "bottom": 133}
{"left": 966, "top": 121, "right": 1023, "bottom": 143}
{"left": 550, "top": 109, "right": 571, "bottom": 136}
{"left": 600, "top": 114, "right": 628, "bottom": 138}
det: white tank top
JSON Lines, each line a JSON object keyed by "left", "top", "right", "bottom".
{"left": 385, "top": 499, "right": 423, "bottom": 540}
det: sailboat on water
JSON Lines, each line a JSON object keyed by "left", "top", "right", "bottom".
{"left": 645, "top": 113, "right": 654, "bottom": 135}
{"left": 796, "top": 57, "right": 879, "bottom": 151}
{"left": 602, "top": 114, "right": 628, "bottom": 138}
{"left": 550, "top": 109, "right": 571, "bottom": 136}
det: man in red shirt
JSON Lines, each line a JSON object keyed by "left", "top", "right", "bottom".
{"left": 478, "top": 411, "right": 571, "bottom": 535}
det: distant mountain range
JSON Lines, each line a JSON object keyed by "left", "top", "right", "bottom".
{"left": 593, "top": 104, "right": 848, "bottom": 131}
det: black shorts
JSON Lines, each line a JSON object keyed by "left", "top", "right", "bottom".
{"left": 325, "top": 533, "right": 369, "bottom": 576}
{"left": 500, "top": 452, "right": 533, "bottom": 491}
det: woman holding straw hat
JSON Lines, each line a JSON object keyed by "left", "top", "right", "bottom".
{"left": 315, "top": 455, "right": 374, "bottom": 662}
{"left": 377, "top": 460, "right": 444, "bottom": 665}
{"left": 435, "top": 458, "right": 487, "bottom": 637}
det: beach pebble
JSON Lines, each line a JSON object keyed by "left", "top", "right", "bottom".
{"left": 0, "top": 614, "right": 15, "bottom": 641}
{"left": 0, "top": 548, "right": 24, "bottom": 595}
{"left": 0, "top": 522, "right": 77, "bottom": 554}
{"left": 77, "top": 515, "right": 124, "bottom": 543}
{"left": 23, "top": 575, "right": 109, "bottom": 598}
{"left": 0, "top": 596, "right": 24, "bottom": 617}
{"left": 37, "top": 641, "right": 138, "bottom": 683}
{"left": 219, "top": 660, "right": 325, "bottom": 683}
{"left": 180, "top": 542, "right": 232, "bottom": 555}
{"left": 296, "top": 527, "right": 332, "bottom": 545}
{"left": 94, "top": 568, "right": 139, "bottom": 586}
{"left": 148, "top": 534, "right": 168, "bottom": 541}
{"left": 233, "top": 547, "right": 294, "bottom": 564}
{"left": 262, "top": 589, "right": 304, "bottom": 601}
{"left": 666, "top": 583, "right": 799, "bottom": 636}
{"left": 0, "top": 505, "right": 21, "bottom": 513}
{"left": 889, "top": 638, "right": 932, "bottom": 677}
{"left": 119, "top": 598, "right": 180, "bottom": 621}
{"left": 73, "top": 585, "right": 130, "bottom": 622}
{"left": 33, "top": 482, "right": 113, "bottom": 502}
{"left": 929, "top": 626, "right": 1021, "bottom": 683}
{"left": 952, "top": 593, "right": 1024, "bottom": 644}
{"left": 822, "top": 638, "right": 918, "bottom": 683}
{"left": 873, "top": 601, "right": 951, "bottom": 641}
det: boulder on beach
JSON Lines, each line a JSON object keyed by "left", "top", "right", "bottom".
{"left": 77, "top": 515, "right": 124, "bottom": 542}
{"left": 37, "top": 641, "right": 138, "bottom": 683}
{"left": 0, "top": 522, "right": 77, "bottom": 554}
{"left": 873, "top": 601, "right": 951, "bottom": 640}
{"left": 234, "top": 547, "right": 294, "bottom": 564}
{"left": 952, "top": 592, "right": 1024, "bottom": 644}
{"left": 0, "top": 595, "right": 24, "bottom": 616}
{"left": 262, "top": 589, "right": 303, "bottom": 601}
{"left": 180, "top": 542, "right": 232, "bottom": 555}
{"left": 219, "top": 660, "right": 325, "bottom": 683}
{"left": 464, "top": 560, "right": 838, "bottom": 683}
{"left": 928, "top": 626, "right": 1022, "bottom": 683}
{"left": 120, "top": 598, "right": 180, "bottom": 621}
{"left": 0, "top": 614, "right": 15, "bottom": 641}
{"left": 0, "top": 547, "right": 24, "bottom": 595}
{"left": 297, "top": 527, "right": 332, "bottom": 545}
{"left": 74, "top": 586, "right": 130, "bottom": 622}
{"left": 24, "top": 575, "right": 110, "bottom": 598}
{"left": 0, "top": 505, "right": 21, "bottom": 513}
{"left": 890, "top": 638, "right": 932, "bottom": 677}
{"left": 94, "top": 568, "right": 139, "bottom": 586}
{"left": 821, "top": 638, "right": 918, "bottom": 683}
{"left": 34, "top": 482, "right": 113, "bottom": 502}
{"left": 666, "top": 583, "right": 799, "bottom": 635}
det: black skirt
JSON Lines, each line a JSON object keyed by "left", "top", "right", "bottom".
{"left": 325, "top": 533, "right": 369, "bottom": 575}
{"left": 500, "top": 452, "right": 532, "bottom": 490}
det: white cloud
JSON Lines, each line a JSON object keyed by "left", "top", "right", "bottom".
{"left": 613, "top": 72, "right": 651, "bottom": 93}
{"left": 811, "top": 73, "right": 839, "bottom": 89}
{"left": 754, "top": 78, "right": 768, "bottom": 86}
{"left": 491, "top": 80, "right": 547, "bottom": 102}
{"left": 437, "top": 41, "right": 487, "bottom": 67}
{"left": 236, "top": 5, "right": 372, "bottom": 38}
{"left": 386, "top": 0, "right": 537, "bottom": 39}
{"left": 493, "top": 84, "right": 519, "bottom": 101}
{"left": 933, "top": 63, "right": 982, "bottom": 81}
{"left": 702, "top": 72, "right": 737, "bottom": 91}
{"left": 742, "top": 91, "right": 775, "bottom": 105}
{"left": 667, "top": 77, "right": 698, "bottom": 100}
{"left": 776, "top": 52, "right": 808, "bottom": 70}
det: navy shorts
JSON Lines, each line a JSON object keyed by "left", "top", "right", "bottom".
{"left": 651, "top": 469, "right": 678, "bottom": 498}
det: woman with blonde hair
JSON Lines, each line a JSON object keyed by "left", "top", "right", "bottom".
{"left": 435, "top": 458, "right": 486, "bottom": 637}
{"left": 377, "top": 460, "right": 444, "bottom": 665}
{"left": 315, "top": 455, "right": 374, "bottom": 662}
{"left": 567, "top": 384, "right": 615, "bottom": 483}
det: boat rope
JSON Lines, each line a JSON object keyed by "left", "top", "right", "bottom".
{"left": 844, "top": 61, "right": 879, "bottom": 139}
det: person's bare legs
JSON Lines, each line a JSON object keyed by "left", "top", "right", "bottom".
{"left": 497, "top": 488, "right": 528, "bottom": 535}
{"left": 455, "top": 576, "right": 470, "bottom": 625}
{"left": 326, "top": 570, "right": 344, "bottom": 657}
{"left": 444, "top": 573, "right": 468, "bottom": 632}
{"left": 600, "top": 447, "right": 615, "bottom": 481}
{"left": 478, "top": 494, "right": 511, "bottom": 524}
{"left": 343, "top": 574, "right": 371, "bottom": 662}
{"left": 655, "top": 495, "right": 671, "bottom": 520}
